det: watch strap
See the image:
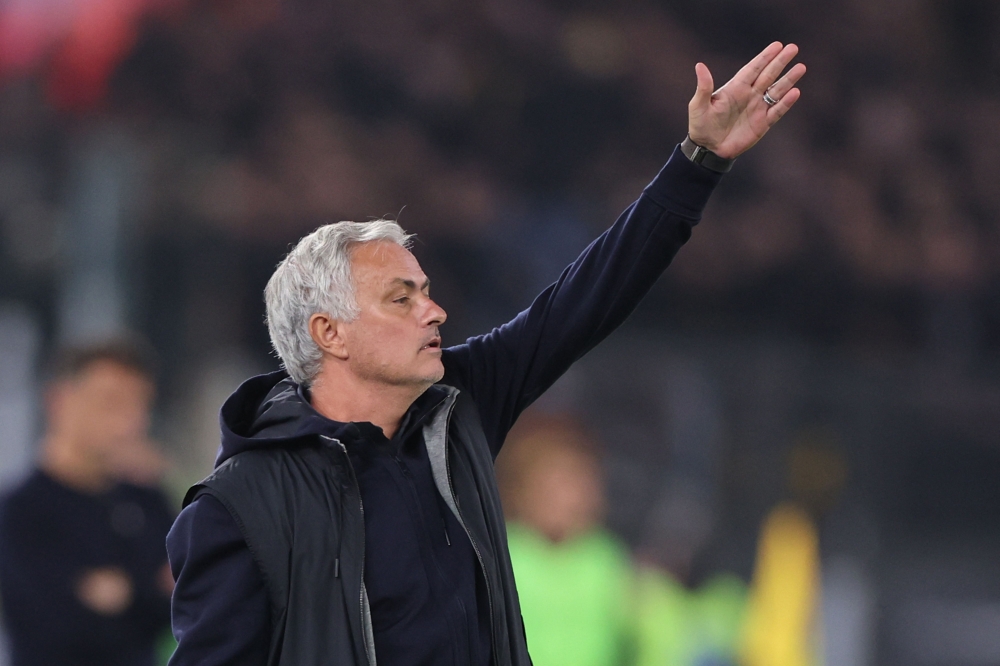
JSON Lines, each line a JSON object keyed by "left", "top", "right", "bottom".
{"left": 680, "top": 135, "right": 735, "bottom": 174}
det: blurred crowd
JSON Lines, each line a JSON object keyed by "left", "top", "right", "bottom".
{"left": 497, "top": 413, "right": 842, "bottom": 666}
{"left": 3, "top": 0, "right": 1000, "bottom": 355}
{"left": 2, "top": 0, "right": 1000, "bottom": 665}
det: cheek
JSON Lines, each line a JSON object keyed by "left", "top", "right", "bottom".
{"left": 110, "top": 403, "right": 149, "bottom": 436}
{"left": 82, "top": 395, "right": 148, "bottom": 439}
{"left": 349, "top": 323, "right": 410, "bottom": 368}
{"left": 61, "top": 397, "right": 90, "bottom": 433}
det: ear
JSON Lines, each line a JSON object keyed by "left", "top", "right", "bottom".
{"left": 309, "top": 312, "right": 349, "bottom": 361}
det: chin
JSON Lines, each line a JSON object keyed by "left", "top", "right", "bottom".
{"left": 424, "top": 361, "right": 446, "bottom": 385}
{"left": 427, "top": 366, "right": 446, "bottom": 385}
{"left": 399, "top": 363, "right": 444, "bottom": 389}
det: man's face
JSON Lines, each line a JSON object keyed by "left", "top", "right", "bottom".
{"left": 339, "top": 241, "right": 448, "bottom": 389}
{"left": 519, "top": 447, "right": 604, "bottom": 542}
{"left": 49, "top": 360, "right": 155, "bottom": 461}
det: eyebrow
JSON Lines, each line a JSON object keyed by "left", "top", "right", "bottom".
{"left": 388, "top": 277, "right": 431, "bottom": 291}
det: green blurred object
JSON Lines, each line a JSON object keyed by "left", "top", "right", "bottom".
{"left": 633, "top": 568, "right": 748, "bottom": 666}
{"left": 507, "top": 523, "right": 632, "bottom": 666}
{"left": 156, "top": 627, "right": 177, "bottom": 666}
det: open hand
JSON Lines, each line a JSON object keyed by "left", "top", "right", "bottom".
{"left": 688, "top": 42, "right": 806, "bottom": 159}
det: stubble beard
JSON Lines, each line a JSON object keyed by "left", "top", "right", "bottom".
{"left": 352, "top": 354, "right": 444, "bottom": 392}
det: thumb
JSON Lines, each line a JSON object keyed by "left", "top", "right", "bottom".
{"left": 689, "top": 62, "right": 714, "bottom": 113}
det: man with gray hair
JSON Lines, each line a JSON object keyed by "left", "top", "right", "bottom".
{"left": 166, "top": 43, "right": 805, "bottom": 666}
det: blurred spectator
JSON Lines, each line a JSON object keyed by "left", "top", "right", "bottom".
{"left": 632, "top": 567, "right": 746, "bottom": 666}
{"left": 739, "top": 504, "right": 819, "bottom": 666}
{"left": 632, "top": 488, "right": 747, "bottom": 666}
{"left": 0, "top": 338, "right": 175, "bottom": 666}
{"left": 498, "top": 414, "right": 633, "bottom": 666}
{"left": 739, "top": 435, "right": 848, "bottom": 666}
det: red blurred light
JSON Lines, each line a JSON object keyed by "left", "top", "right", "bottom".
{"left": 0, "top": 0, "right": 182, "bottom": 112}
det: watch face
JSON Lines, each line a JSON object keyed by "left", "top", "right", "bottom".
{"left": 686, "top": 140, "right": 734, "bottom": 173}
{"left": 681, "top": 137, "right": 701, "bottom": 162}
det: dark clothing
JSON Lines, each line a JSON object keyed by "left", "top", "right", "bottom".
{"left": 341, "top": 411, "right": 493, "bottom": 666}
{"left": 166, "top": 145, "right": 722, "bottom": 666}
{"left": 165, "top": 496, "right": 270, "bottom": 664}
{"left": 0, "top": 470, "right": 174, "bottom": 666}
{"left": 172, "top": 382, "right": 492, "bottom": 666}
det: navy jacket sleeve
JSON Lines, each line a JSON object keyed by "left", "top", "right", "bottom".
{"left": 442, "top": 146, "right": 722, "bottom": 454}
{"left": 167, "top": 494, "right": 270, "bottom": 666}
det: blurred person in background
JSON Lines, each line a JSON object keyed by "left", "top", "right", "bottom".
{"left": 498, "top": 414, "right": 633, "bottom": 666}
{"left": 739, "top": 434, "right": 847, "bottom": 666}
{"left": 165, "top": 43, "right": 805, "bottom": 666}
{"left": 632, "top": 495, "right": 748, "bottom": 666}
{"left": 0, "top": 339, "right": 175, "bottom": 666}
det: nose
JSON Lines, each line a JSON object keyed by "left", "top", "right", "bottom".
{"left": 423, "top": 297, "right": 447, "bottom": 327}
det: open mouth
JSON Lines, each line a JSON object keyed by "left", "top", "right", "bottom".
{"left": 422, "top": 338, "right": 442, "bottom": 351}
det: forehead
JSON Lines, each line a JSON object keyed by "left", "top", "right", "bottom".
{"left": 64, "top": 360, "right": 154, "bottom": 397}
{"left": 350, "top": 241, "right": 426, "bottom": 287}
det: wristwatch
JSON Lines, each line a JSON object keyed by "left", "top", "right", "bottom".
{"left": 680, "top": 135, "right": 735, "bottom": 173}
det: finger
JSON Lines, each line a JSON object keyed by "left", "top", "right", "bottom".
{"left": 765, "top": 62, "right": 807, "bottom": 99}
{"left": 753, "top": 43, "right": 800, "bottom": 92}
{"left": 689, "top": 62, "right": 715, "bottom": 112}
{"left": 767, "top": 87, "right": 801, "bottom": 125}
{"left": 732, "top": 41, "right": 784, "bottom": 86}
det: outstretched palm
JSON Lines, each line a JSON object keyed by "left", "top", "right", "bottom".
{"left": 688, "top": 42, "right": 806, "bottom": 160}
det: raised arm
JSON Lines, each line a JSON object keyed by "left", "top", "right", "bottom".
{"left": 442, "top": 43, "right": 805, "bottom": 453}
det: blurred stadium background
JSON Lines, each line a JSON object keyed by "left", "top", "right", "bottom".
{"left": 2, "top": 0, "right": 1000, "bottom": 664}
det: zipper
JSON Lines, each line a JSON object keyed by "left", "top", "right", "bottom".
{"left": 321, "top": 435, "right": 375, "bottom": 666}
{"left": 436, "top": 397, "right": 499, "bottom": 661}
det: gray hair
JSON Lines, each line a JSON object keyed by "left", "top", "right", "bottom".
{"left": 265, "top": 219, "right": 413, "bottom": 386}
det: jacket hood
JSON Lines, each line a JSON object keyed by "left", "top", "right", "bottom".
{"left": 217, "top": 371, "right": 347, "bottom": 467}
{"left": 216, "top": 370, "right": 450, "bottom": 468}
